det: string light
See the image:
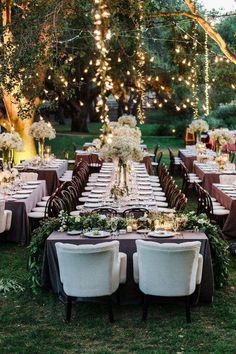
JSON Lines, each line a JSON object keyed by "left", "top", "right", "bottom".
{"left": 92, "top": 0, "right": 112, "bottom": 127}
{"left": 191, "top": 18, "right": 199, "bottom": 119}
{"left": 135, "top": 0, "right": 146, "bottom": 124}
{"left": 204, "top": 27, "right": 210, "bottom": 116}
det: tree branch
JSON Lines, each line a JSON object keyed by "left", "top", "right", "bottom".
{"left": 147, "top": 10, "right": 236, "bottom": 64}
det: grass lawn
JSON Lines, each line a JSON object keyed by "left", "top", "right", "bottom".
{"left": 0, "top": 134, "right": 236, "bottom": 353}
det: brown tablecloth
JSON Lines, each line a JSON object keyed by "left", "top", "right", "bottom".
{"left": 194, "top": 164, "right": 220, "bottom": 194}
{"left": 179, "top": 151, "right": 196, "bottom": 172}
{"left": 41, "top": 230, "right": 214, "bottom": 304}
{"left": 212, "top": 184, "right": 236, "bottom": 238}
{"left": 20, "top": 160, "right": 68, "bottom": 195}
{"left": 194, "top": 164, "right": 236, "bottom": 195}
{"left": 4, "top": 181, "right": 47, "bottom": 245}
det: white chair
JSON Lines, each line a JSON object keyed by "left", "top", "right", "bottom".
{"left": 133, "top": 240, "right": 203, "bottom": 323}
{"left": 55, "top": 241, "right": 127, "bottom": 322}
{"left": 0, "top": 200, "right": 12, "bottom": 234}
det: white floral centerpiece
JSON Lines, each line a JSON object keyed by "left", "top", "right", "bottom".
{"left": 100, "top": 127, "right": 143, "bottom": 193}
{"left": 189, "top": 119, "right": 209, "bottom": 143}
{"left": 210, "top": 128, "right": 235, "bottom": 146}
{"left": 0, "top": 168, "right": 19, "bottom": 186}
{"left": 29, "top": 117, "right": 56, "bottom": 158}
{"left": 0, "top": 132, "right": 24, "bottom": 164}
{"left": 118, "top": 114, "right": 137, "bottom": 128}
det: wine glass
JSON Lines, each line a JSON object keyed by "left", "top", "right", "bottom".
{"left": 110, "top": 217, "right": 118, "bottom": 237}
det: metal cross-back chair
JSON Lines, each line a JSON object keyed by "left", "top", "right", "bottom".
{"left": 123, "top": 208, "right": 149, "bottom": 219}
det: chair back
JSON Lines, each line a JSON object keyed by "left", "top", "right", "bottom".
{"left": 136, "top": 240, "right": 201, "bottom": 296}
{"left": 55, "top": 241, "right": 120, "bottom": 297}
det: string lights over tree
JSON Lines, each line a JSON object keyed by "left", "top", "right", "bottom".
{"left": 93, "top": 0, "right": 113, "bottom": 127}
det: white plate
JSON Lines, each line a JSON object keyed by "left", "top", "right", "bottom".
{"left": 67, "top": 230, "right": 82, "bottom": 235}
{"left": 27, "top": 181, "right": 41, "bottom": 185}
{"left": 92, "top": 189, "right": 106, "bottom": 194}
{"left": 12, "top": 194, "right": 30, "bottom": 199}
{"left": 84, "top": 203, "right": 101, "bottom": 208}
{"left": 139, "top": 186, "right": 152, "bottom": 191}
{"left": 23, "top": 185, "right": 37, "bottom": 189}
{"left": 84, "top": 230, "right": 110, "bottom": 238}
{"left": 137, "top": 229, "right": 151, "bottom": 234}
{"left": 17, "top": 189, "right": 34, "bottom": 194}
{"left": 148, "top": 231, "right": 174, "bottom": 238}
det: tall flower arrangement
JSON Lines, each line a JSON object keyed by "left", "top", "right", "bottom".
{"left": 0, "top": 132, "right": 24, "bottom": 165}
{"left": 29, "top": 118, "right": 56, "bottom": 158}
{"left": 210, "top": 129, "right": 235, "bottom": 155}
{"left": 189, "top": 119, "right": 209, "bottom": 143}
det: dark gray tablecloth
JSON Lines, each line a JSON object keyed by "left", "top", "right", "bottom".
{"left": 212, "top": 184, "right": 236, "bottom": 239}
{"left": 4, "top": 181, "right": 47, "bottom": 245}
{"left": 41, "top": 231, "right": 214, "bottom": 304}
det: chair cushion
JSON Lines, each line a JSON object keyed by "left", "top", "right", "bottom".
{"left": 37, "top": 201, "right": 47, "bottom": 207}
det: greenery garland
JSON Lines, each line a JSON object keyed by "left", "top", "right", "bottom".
{"left": 28, "top": 211, "right": 230, "bottom": 293}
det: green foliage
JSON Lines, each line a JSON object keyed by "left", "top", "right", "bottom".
{"left": 27, "top": 218, "right": 61, "bottom": 294}
{"left": 0, "top": 279, "right": 24, "bottom": 295}
{"left": 28, "top": 211, "right": 230, "bottom": 293}
{"left": 186, "top": 212, "right": 230, "bottom": 288}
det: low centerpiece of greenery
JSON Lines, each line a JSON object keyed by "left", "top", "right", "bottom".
{"left": 28, "top": 211, "right": 230, "bottom": 293}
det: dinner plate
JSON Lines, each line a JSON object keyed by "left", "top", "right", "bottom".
{"left": 148, "top": 230, "right": 174, "bottom": 238}
{"left": 26, "top": 181, "right": 41, "bottom": 185}
{"left": 13, "top": 194, "right": 30, "bottom": 199}
{"left": 23, "top": 185, "right": 37, "bottom": 189}
{"left": 17, "top": 189, "right": 34, "bottom": 194}
{"left": 84, "top": 203, "right": 102, "bottom": 208}
{"left": 137, "top": 229, "right": 151, "bottom": 234}
{"left": 67, "top": 230, "right": 82, "bottom": 235}
{"left": 92, "top": 189, "right": 106, "bottom": 194}
{"left": 139, "top": 186, "right": 152, "bottom": 191}
{"left": 83, "top": 230, "right": 110, "bottom": 238}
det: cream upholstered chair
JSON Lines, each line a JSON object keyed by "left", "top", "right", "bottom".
{"left": 133, "top": 240, "right": 203, "bottom": 323}
{"left": 0, "top": 200, "right": 12, "bottom": 234}
{"left": 55, "top": 241, "right": 127, "bottom": 322}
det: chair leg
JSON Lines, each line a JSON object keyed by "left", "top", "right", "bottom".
{"left": 107, "top": 296, "right": 114, "bottom": 323}
{"left": 142, "top": 294, "right": 149, "bottom": 321}
{"left": 65, "top": 296, "right": 73, "bottom": 322}
{"left": 185, "top": 296, "right": 191, "bottom": 323}
{"left": 116, "top": 287, "right": 121, "bottom": 306}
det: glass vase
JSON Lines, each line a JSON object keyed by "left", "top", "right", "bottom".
{"left": 215, "top": 142, "right": 222, "bottom": 157}
{"left": 38, "top": 139, "right": 45, "bottom": 159}
{"left": 2, "top": 149, "right": 14, "bottom": 169}
{"left": 196, "top": 132, "right": 201, "bottom": 144}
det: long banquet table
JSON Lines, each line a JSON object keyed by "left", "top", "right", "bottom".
{"left": 17, "top": 159, "right": 68, "bottom": 195}
{"left": 75, "top": 151, "right": 153, "bottom": 175}
{"left": 41, "top": 230, "right": 214, "bottom": 304}
{"left": 179, "top": 148, "right": 215, "bottom": 173}
{"left": 4, "top": 180, "right": 47, "bottom": 245}
{"left": 194, "top": 162, "right": 236, "bottom": 194}
{"left": 212, "top": 184, "right": 236, "bottom": 239}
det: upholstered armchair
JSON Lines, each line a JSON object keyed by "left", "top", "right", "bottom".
{"left": 55, "top": 241, "right": 127, "bottom": 322}
{"left": 133, "top": 240, "right": 203, "bottom": 323}
{"left": 0, "top": 200, "right": 12, "bottom": 234}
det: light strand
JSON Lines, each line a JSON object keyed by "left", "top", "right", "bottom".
{"left": 204, "top": 28, "right": 210, "bottom": 116}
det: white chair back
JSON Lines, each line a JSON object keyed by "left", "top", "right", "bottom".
{"left": 20, "top": 172, "right": 38, "bottom": 182}
{"left": 55, "top": 241, "right": 120, "bottom": 297}
{"left": 0, "top": 199, "right": 5, "bottom": 214}
{"left": 219, "top": 174, "right": 236, "bottom": 185}
{"left": 136, "top": 240, "right": 201, "bottom": 297}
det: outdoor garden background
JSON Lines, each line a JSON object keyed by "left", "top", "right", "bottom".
{"left": 0, "top": 0, "right": 236, "bottom": 353}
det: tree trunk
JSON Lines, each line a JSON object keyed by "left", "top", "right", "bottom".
{"left": 71, "top": 106, "right": 89, "bottom": 133}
